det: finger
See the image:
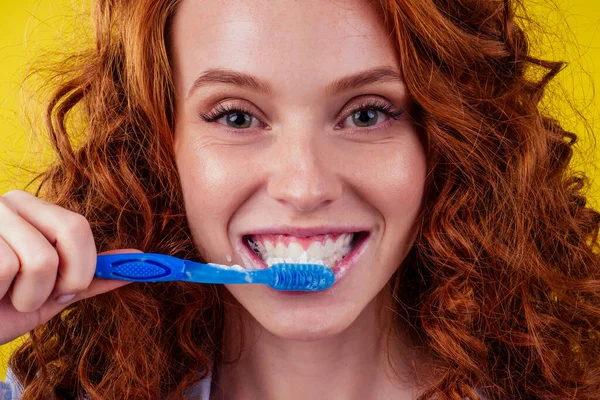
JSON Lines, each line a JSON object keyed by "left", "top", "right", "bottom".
{"left": 0, "top": 275, "right": 132, "bottom": 344}
{"left": 40, "top": 276, "right": 134, "bottom": 315}
{"left": 0, "top": 202, "right": 58, "bottom": 313}
{"left": 1, "top": 190, "right": 97, "bottom": 297}
{"left": 0, "top": 249, "right": 144, "bottom": 344}
{"left": 0, "top": 237, "right": 19, "bottom": 300}
{"left": 41, "top": 249, "right": 144, "bottom": 309}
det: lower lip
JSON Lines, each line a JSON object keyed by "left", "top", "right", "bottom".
{"left": 241, "top": 232, "right": 370, "bottom": 293}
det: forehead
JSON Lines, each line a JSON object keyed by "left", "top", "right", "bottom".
{"left": 170, "top": 0, "right": 399, "bottom": 96}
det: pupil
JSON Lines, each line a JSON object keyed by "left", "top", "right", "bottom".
{"left": 228, "top": 113, "right": 251, "bottom": 128}
{"left": 353, "top": 110, "right": 377, "bottom": 127}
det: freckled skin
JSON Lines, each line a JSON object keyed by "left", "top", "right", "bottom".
{"left": 171, "top": 0, "right": 427, "bottom": 398}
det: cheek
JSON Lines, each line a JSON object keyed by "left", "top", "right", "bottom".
{"left": 343, "top": 135, "right": 427, "bottom": 219}
{"left": 174, "top": 134, "right": 253, "bottom": 232}
{"left": 387, "top": 154, "right": 427, "bottom": 219}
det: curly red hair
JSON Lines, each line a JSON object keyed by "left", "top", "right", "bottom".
{"left": 9, "top": 0, "right": 600, "bottom": 398}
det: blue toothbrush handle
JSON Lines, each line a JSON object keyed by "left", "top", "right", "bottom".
{"left": 95, "top": 253, "right": 335, "bottom": 291}
{"left": 95, "top": 253, "right": 188, "bottom": 281}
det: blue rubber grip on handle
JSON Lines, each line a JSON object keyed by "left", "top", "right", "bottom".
{"left": 95, "top": 253, "right": 188, "bottom": 281}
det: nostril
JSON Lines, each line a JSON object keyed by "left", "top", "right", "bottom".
{"left": 266, "top": 167, "right": 343, "bottom": 213}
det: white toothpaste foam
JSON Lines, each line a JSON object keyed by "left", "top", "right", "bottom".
{"left": 265, "top": 250, "right": 327, "bottom": 267}
{"left": 206, "top": 262, "right": 253, "bottom": 283}
{"left": 207, "top": 262, "right": 246, "bottom": 271}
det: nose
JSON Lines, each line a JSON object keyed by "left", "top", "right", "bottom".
{"left": 267, "top": 131, "right": 342, "bottom": 212}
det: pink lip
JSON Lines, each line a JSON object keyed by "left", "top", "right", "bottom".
{"left": 239, "top": 229, "right": 371, "bottom": 292}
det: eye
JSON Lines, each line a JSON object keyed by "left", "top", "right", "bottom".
{"left": 338, "top": 100, "right": 405, "bottom": 129}
{"left": 200, "top": 99, "right": 405, "bottom": 131}
{"left": 199, "top": 104, "right": 263, "bottom": 130}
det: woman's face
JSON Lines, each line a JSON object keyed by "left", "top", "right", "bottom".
{"left": 171, "top": 0, "right": 427, "bottom": 341}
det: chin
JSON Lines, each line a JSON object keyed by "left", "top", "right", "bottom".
{"left": 232, "top": 288, "right": 364, "bottom": 342}
{"left": 257, "top": 310, "right": 358, "bottom": 342}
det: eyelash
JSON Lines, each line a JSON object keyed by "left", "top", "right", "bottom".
{"left": 199, "top": 100, "right": 405, "bottom": 130}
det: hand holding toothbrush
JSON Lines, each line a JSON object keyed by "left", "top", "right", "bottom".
{"left": 0, "top": 190, "right": 334, "bottom": 345}
{"left": 0, "top": 190, "right": 140, "bottom": 345}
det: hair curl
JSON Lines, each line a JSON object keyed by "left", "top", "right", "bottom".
{"left": 8, "top": 0, "right": 600, "bottom": 398}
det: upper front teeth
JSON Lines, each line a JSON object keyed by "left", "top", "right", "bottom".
{"left": 247, "top": 233, "right": 354, "bottom": 268}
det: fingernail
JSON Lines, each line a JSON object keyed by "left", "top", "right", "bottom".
{"left": 56, "top": 294, "right": 76, "bottom": 304}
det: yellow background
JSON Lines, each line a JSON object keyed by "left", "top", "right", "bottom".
{"left": 0, "top": 0, "right": 599, "bottom": 381}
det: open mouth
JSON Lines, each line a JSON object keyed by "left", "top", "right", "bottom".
{"left": 241, "top": 231, "right": 370, "bottom": 271}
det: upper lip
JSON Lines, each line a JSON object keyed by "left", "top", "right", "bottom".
{"left": 241, "top": 226, "right": 370, "bottom": 238}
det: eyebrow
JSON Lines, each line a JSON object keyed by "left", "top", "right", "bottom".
{"left": 186, "top": 66, "right": 403, "bottom": 99}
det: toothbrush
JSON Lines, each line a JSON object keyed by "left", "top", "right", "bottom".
{"left": 95, "top": 253, "right": 335, "bottom": 291}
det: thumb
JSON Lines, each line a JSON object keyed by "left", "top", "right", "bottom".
{"left": 25, "top": 249, "right": 145, "bottom": 334}
{"left": 98, "top": 248, "right": 144, "bottom": 256}
{"left": 77, "top": 248, "right": 145, "bottom": 300}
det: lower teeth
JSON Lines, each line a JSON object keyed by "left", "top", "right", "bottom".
{"left": 262, "top": 248, "right": 351, "bottom": 269}
{"left": 266, "top": 256, "right": 326, "bottom": 268}
{"left": 264, "top": 250, "right": 345, "bottom": 268}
